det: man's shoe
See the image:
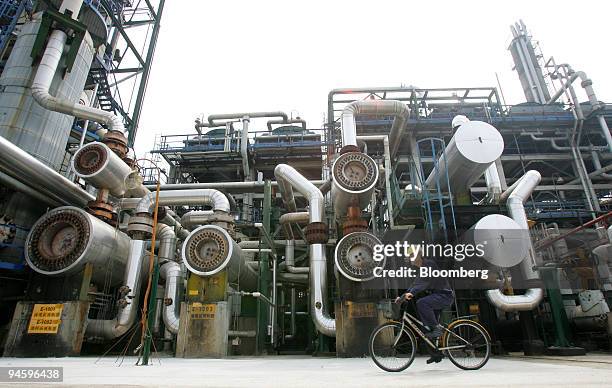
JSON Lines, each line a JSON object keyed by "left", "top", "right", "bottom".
{"left": 426, "top": 355, "right": 443, "bottom": 364}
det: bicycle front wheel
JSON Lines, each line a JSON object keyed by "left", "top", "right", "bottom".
{"left": 369, "top": 322, "right": 416, "bottom": 372}
{"left": 442, "top": 319, "right": 491, "bottom": 370}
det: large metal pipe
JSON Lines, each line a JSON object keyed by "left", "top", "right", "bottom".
{"left": 207, "top": 111, "right": 288, "bottom": 126}
{"left": 85, "top": 239, "right": 146, "bottom": 339}
{"left": 267, "top": 118, "right": 306, "bottom": 131}
{"left": 24, "top": 206, "right": 130, "bottom": 285}
{"left": 31, "top": 30, "right": 125, "bottom": 134}
{"left": 505, "top": 170, "right": 541, "bottom": 280}
{"left": 180, "top": 210, "right": 214, "bottom": 231}
{"left": 274, "top": 164, "right": 335, "bottom": 336}
{"left": 340, "top": 100, "right": 409, "bottom": 156}
{"left": 0, "top": 170, "right": 61, "bottom": 207}
{"left": 160, "top": 261, "right": 182, "bottom": 334}
{"left": 181, "top": 224, "right": 257, "bottom": 290}
{"left": 157, "top": 224, "right": 177, "bottom": 262}
{"left": 0, "top": 136, "right": 94, "bottom": 206}
{"left": 546, "top": 70, "right": 611, "bottom": 152}
{"left": 72, "top": 142, "right": 147, "bottom": 198}
{"left": 484, "top": 164, "right": 502, "bottom": 203}
{"left": 134, "top": 189, "right": 230, "bottom": 214}
{"left": 485, "top": 288, "right": 544, "bottom": 312}
{"left": 274, "top": 165, "right": 324, "bottom": 223}
{"left": 144, "top": 180, "right": 327, "bottom": 191}
{"left": 487, "top": 170, "right": 544, "bottom": 312}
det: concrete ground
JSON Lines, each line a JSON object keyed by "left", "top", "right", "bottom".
{"left": 0, "top": 354, "right": 611, "bottom": 387}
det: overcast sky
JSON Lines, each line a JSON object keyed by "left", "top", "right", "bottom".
{"left": 134, "top": 0, "right": 612, "bottom": 156}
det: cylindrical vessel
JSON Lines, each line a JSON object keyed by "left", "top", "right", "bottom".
{"left": 72, "top": 142, "right": 142, "bottom": 198}
{"left": 334, "top": 232, "right": 383, "bottom": 282}
{"left": 469, "top": 214, "right": 528, "bottom": 268}
{"left": 0, "top": 13, "right": 95, "bottom": 171}
{"left": 25, "top": 206, "right": 131, "bottom": 285}
{"left": 331, "top": 152, "right": 379, "bottom": 216}
{"left": 181, "top": 225, "right": 256, "bottom": 290}
{"left": 425, "top": 121, "right": 504, "bottom": 193}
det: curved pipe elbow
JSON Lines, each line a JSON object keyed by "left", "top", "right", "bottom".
{"left": 135, "top": 189, "right": 231, "bottom": 214}
{"left": 160, "top": 262, "right": 183, "bottom": 334}
{"left": 485, "top": 288, "right": 544, "bottom": 312}
{"left": 31, "top": 30, "right": 125, "bottom": 134}
{"left": 274, "top": 164, "right": 324, "bottom": 223}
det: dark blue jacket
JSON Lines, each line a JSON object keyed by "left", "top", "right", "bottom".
{"left": 408, "top": 259, "right": 453, "bottom": 295}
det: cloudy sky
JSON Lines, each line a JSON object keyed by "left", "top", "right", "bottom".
{"left": 134, "top": 0, "right": 611, "bottom": 156}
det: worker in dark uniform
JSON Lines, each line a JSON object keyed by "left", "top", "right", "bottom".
{"left": 395, "top": 253, "right": 454, "bottom": 364}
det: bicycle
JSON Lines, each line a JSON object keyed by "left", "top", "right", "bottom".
{"left": 369, "top": 297, "right": 491, "bottom": 371}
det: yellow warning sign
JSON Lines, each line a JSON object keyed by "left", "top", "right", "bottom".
{"left": 189, "top": 303, "right": 216, "bottom": 320}
{"left": 27, "top": 304, "right": 63, "bottom": 334}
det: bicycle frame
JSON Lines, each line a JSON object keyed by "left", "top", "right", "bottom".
{"left": 395, "top": 311, "right": 472, "bottom": 351}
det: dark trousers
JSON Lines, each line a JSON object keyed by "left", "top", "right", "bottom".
{"left": 416, "top": 292, "right": 454, "bottom": 328}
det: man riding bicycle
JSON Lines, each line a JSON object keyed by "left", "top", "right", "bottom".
{"left": 395, "top": 253, "right": 454, "bottom": 363}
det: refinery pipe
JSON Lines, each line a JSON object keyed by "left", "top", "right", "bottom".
{"left": 274, "top": 164, "right": 335, "bottom": 337}
{"left": 160, "top": 261, "right": 183, "bottom": 334}
{"left": 486, "top": 170, "right": 544, "bottom": 312}
{"left": 85, "top": 239, "right": 147, "bottom": 339}
{"left": 30, "top": 30, "right": 126, "bottom": 134}
{"left": 0, "top": 136, "right": 94, "bottom": 206}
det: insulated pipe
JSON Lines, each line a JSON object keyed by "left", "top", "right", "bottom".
{"left": 241, "top": 117, "right": 250, "bottom": 179}
{"left": 274, "top": 165, "right": 324, "bottom": 223}
{"left": 267, "top": 118, "right": 307, "bottom": 131}
{"left": 180, "top": 210, "right": 214, "bottom": 230}
{"left": 486, "top": 171, "right": 544, "bottom": 312}
{"left": 340, "top": 100, "right": 409, "bottom": 156}
{"left": 484, "top": 164, "right": 502, "bottom": 203}
{"left": 160, "top": 261, "right": 182, "bottom": 334}
{"left": 207, "top": 111, "right": 288, "bottom": 126}
{"left": 0, "top": 170, "right": 61, "bottom": 207}
{"left": 157, "top": 224, "right": 177, "bottom": 262}
{"left": 546, "top": 71, "right": 612, "bottom": 152}
{"left": 72, "top": 142, "right": 147, "bottom": 198}
{"left": 134, "top": 189, "right": 230, "bottom": 214}
{"left": 279, "top": 211, "right": 309, "bottom": 240}
{"left": 144, "top": 180, "right": 327, "bottom": 191}
{"left": 0, "top": 136, "right": 94, "bottom": 206}
{"left": 85, "top": 240, "right": 146, "bottom": 339}
{"left": 485, "top": 288, "right": 544, "bottom": 312}
{"left": 274, "top": 164, "right": 335, "bottom": 336}
{"left": 31, "top": 30, "right": 126, "bottom": 134}
{"left": 284, "top": 240, "right": 308, "bottom": 274}
{"left": 589, "top": 150, "right": 612, "bottom": 181}
{"left": 505, "top": 170, "right": 541, "bottom": 280}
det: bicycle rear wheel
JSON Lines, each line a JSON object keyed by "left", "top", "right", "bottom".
{"left": 442, "top": 319, "right": 491, "bottom": 370}
{"left": 369, "top": 322, "right": 416, "bottom": 372}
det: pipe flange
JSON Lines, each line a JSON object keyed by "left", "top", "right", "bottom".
{"left": 339, "top": 145, "right": 360, "bottom": 155}
{"left": 27, "top": 208, "right": 90, "bottom": 272}
{"left": 335, "top": 232, "right": 382, "bottom": 282}
{"left": 332, "top": 151, "right": 378, "bottom": 192}
{"left": 342, "top": 218, "right": 368, "bottom": 235}
{"left": 74, "top": 143, "right": 107, "bottom": 175}
{"left": 305, "top": 222, "right": 328, "bottom": 244}
{"left": 127, "top": 213, "right": 153, "bottom": 239}
{"left": 182, "top": 225, "right": 232, "bottom": 275}
{"left": 102, "top": 130, "right": 129, "bottom": 158}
